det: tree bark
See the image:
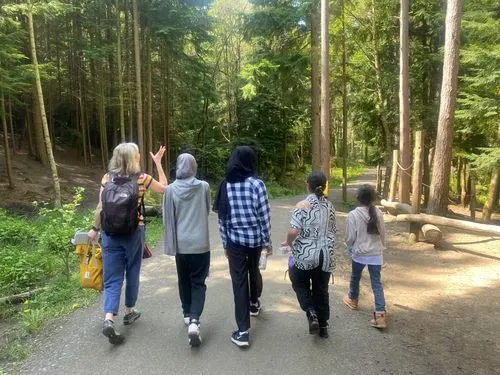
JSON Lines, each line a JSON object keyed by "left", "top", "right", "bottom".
{"left": 320, "top": 0, "right": 330, "bottom": 186}
{"left": 311, "top": 0, "right": 321, "bottom": 171}
{"left": 372, "top": 0, "right": 392, "bottom": 199}
{"left": 398, "top": 0, "right": 411, "bottom": 204}
{"left": 132, "top": 0, "right": 144, "bottom": 166}
{"left": 27, "top": 3, "right": 61, "bottom": 207}
{"left": 410, "top": 131, "right": 424, "bottom": 240}
{"left": 397, "top": 213, "right": 500, "bottom": 236}
{"left": 146, "top": 27, "right": 153, "bottom": 174}
{"left": 8, "top": 99, "right": 16, "bottom": 154}
{"left": 456, "top": 156, "right": 462, "bottom": 201}
{"left": 32, "top": 86, "right": 49, "bottom": 167}
{"left": 389, "top": 150, "right": 399, "bottom": 201}
{"left": 1, "top": 95, "right": 14, "bottom": 188}
{"left": 470, "top": 170, "right": 476, "bottom": 221}
{"left": 482, "top": 168, "right": 500, "bottom": 223}
{"left": 116, "top": 0, "right": 125, "bottom": 143}
{"left": 341, "top": 0, "right": 348, "bottom": 202}
{"left": 428, "top": 0, "right": 462, "bottom": 216}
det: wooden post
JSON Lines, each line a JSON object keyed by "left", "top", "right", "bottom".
{"left": 376, "top": 164, "right": 382, "bottom": 195}
{"left": 410, "top": 130, "right": 424, "bottom": 242}
{"left": 470, "top": 170, "right": 476, "bottom": 221}
{"left": 389, "top": 149, "right": 399, "bottom": 201}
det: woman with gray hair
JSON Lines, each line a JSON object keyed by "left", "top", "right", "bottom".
{"left": 88, "top": 142, "right": 168, "bottom": 345}
{"left": 163, "top": 153, "right": 211, "bottom": 347}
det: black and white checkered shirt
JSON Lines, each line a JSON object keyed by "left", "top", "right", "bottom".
{"left": 219, "top": 177, "right": 271, "bottom": 249}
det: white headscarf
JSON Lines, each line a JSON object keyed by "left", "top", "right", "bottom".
{"left": 176, "top": 153, "right": 197, "bottom": 180}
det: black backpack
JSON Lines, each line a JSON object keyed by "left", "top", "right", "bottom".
{"left": 100, "top": 173, "right": 141, "bottom": 235}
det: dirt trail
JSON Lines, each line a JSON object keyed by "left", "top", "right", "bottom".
{"left": 10, "top": 169, "right": 500, "bottom": 375}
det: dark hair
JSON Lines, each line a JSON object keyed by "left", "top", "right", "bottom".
{"left": 357, "top": 184, "right": 379, "bottom": 234}
{"left": 307, "top": 171, "right": 327, "bottom": 198}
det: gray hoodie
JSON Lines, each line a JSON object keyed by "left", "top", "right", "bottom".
{"left": 163, "top": 177, "right": 210, "bottom": 255}
{"left": 344, "top": 206, "right": 386, "bottom": 257}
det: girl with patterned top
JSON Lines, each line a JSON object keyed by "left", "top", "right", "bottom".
{"left": 282, "top": 171, "right": 336, "bottom": 339}
{"left": 88, "top": 142, "right": 168, "bottom": 344}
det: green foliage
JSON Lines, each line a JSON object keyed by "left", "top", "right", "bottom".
{"left": 35, "top": 188, "right": 92, "bottom": 279}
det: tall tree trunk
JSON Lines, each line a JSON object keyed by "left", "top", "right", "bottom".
{"left": 33, "top": 87, "right": 48, "bottom": 166}
{"left": 320, "top": 0, "right": 330, "bottom": 186}
{"left": 98, "top": 67, "right": 108, "bottom": 169}
{"left": 1, "top": 95, "right": 14, "bottom": 188}
{"left": 116, "top": 0, "right": 126, "bottom": 143}
{"left": 8, "top": 99, "right": 16, "bottom": 154}
{"left": 372, "top": 0, "right": 392, "bottom": 198}
{"left": 146, "top": 28, "right": 153, "bottom": 174}
{"left": 132, "top": 0, "right": 144, "bottom": 167}
{"left": 311, "top": 0, "right": 321, "bottom": 171}
{"left": 428, "top": 0, "right": 462, "bottom": 216}
{"left": 399, "top": 0, "right": 411, "bottom": 204}
{"left": 456, "top": 156, "right": 462, "bottom": 201}
{"left": 483, "top": 168, "right": 499, "bottom": 223}
{"left": 27, "top": 3, "right": 61, "bottom": 207}
{"left": 341, "top": 0, "right": 348, "bottom": 202}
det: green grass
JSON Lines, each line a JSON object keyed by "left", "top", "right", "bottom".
{"left": 145, "top": 217, "right": 163, "bottom": 245}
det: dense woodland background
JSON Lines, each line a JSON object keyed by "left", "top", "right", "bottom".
{"left": 0, "top": 0, "right": 498, "bottom": 217}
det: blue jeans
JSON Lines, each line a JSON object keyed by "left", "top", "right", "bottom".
{"left": 348, "top": 260, "right": 386, "bottom": 311}
{"left": 101, "top": 226, "right": 144, "bottom": 315}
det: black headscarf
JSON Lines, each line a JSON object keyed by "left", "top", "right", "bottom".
{"left": 213, "top": 146, "right": 258, "bottom": 220}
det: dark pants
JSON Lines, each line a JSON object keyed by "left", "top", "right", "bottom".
{"left": 102, "top": 226, "right": 144, "bottom": 315}
{"left": 348, "top": 261, "right": 386, "bottom": 311}
{"left": 175, "top": 252, "right": 211, "bottom": 321}
{"left": 289, "top": 265, "right": 331, "bottom": 327}
{"left": 227, "top": 245, "right": 263, "bottom": 332}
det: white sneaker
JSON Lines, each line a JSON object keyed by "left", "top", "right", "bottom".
{"left": 184, "top": 317, "right": 190, "bottom": 326}
{"left": 188, "top": 321, "right": 202, "bottom": 347}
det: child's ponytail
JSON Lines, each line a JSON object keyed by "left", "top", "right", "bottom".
{"left": 357, "top": 184, "right": 379, "bottom": 234}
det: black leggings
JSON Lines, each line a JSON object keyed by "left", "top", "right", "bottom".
{"left": 175, "top": 252, "right": 210, "bottom": 321}
{"left": 289, "top": 265, "right": 331, "bottom": 326}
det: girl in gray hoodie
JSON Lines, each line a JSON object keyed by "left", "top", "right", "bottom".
{"left": 163, "top": 153, "right": 210, "bottom": 347}
{"left": 343, "top": 184, "right": 387, "bottom": 329}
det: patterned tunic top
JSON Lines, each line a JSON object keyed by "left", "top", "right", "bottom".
{"left": 289, "top": 194, "right": 336, "bottom": 272}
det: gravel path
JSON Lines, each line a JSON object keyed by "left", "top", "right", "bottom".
{"left": 14, "top": 169, "right": 500, "bottom": 375}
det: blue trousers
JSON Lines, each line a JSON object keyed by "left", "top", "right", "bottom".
{"left": 101, "top": 226, "right": 144, "bottom": 315}
{"left": 348, "top": 260, "right": 386, "bottom": 311}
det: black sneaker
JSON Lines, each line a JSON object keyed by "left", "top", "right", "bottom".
{"left": 231, "top": 330, "right": 250, "bottom": 347}
{"left": 102, "top": 319, "right": 125, "bottom": 345}
{"left": 307, "top": 311, "right": 319, "bottom": 335}
{"left": 319, "top": 326, "right": 329, "bottom": 339}
{"left": 123, "top": 308, "right": 141, "bottom": 325}
{"left": 250, "top": 300, "right": 261, "bottom": 317}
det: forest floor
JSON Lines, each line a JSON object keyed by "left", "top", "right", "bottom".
{"left": 3, "top": 168, "right": 499, "bottom": 375}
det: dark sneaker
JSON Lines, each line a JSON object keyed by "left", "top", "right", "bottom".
{"left": 123, "top": 309, "right": 141, "bottom": 325}
{"left": 250, "top": 300, "right": 261, "bottom": 317}
{"left": 188, "top": 321, "right": 202, "bottom": 347}
{"left": 102, "top": 319, "right": 125, "bottom": 345}
{"left": 319, "top": 326, "right": 329, "bottom": 339}
{"left": 307, "top": 311, "right": 319, "bottom": 335}
{"left": 231, "top": 330, "right": 250, "bottom": 347}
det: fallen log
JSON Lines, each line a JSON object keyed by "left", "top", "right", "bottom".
{"left": 381, "top": 199, "right": 416, "bottom": 216}
{"left": 421, "top": 224, "right": 443, "bottom": 244}
{"left": 396, "top": 214, "right": 500, "bottom": 236}
{"left": 0, "top": 287, "right": 47, "bottom": 305}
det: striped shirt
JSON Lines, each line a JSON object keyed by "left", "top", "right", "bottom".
{"left": 219, "top": 177, "right": 271, "bottom": 249}
{"left": 101, "top": 173, "right": 153, "bottom": 225}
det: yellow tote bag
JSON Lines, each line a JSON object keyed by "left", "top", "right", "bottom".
{"left": 75, "top": 244, "right": 103, "bottom": 291}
